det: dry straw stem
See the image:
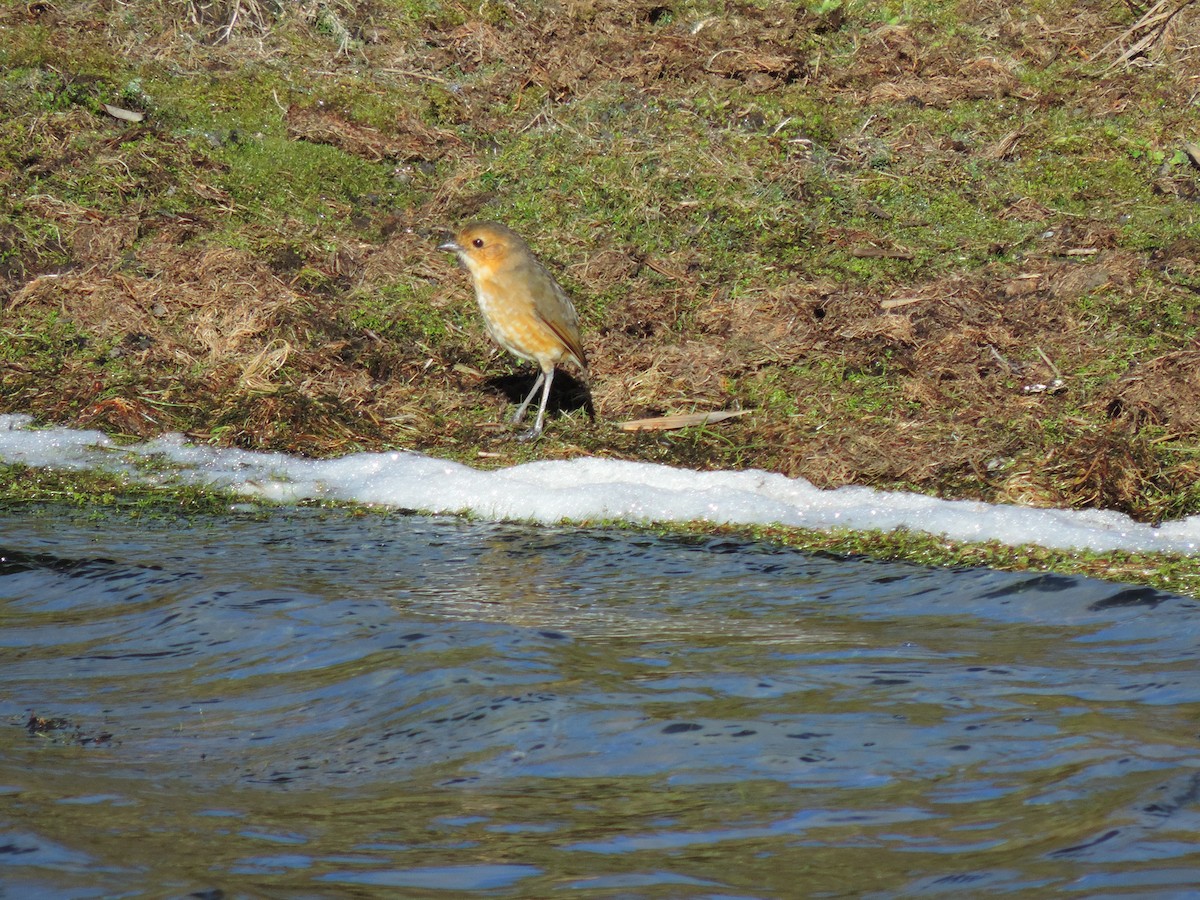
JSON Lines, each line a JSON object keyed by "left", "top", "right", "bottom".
{"left": 238, "top": 338, "right": 293, "bottom": 392}
{"left": 1097, "top": 0, "right": 1199, "bottom": 67}
{"left": 618, "top": 410, "right": 750, "bottom": 432}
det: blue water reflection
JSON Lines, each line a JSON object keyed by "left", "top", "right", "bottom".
{"left": 0, "top": 505, "right": 1197, "bottom": 897}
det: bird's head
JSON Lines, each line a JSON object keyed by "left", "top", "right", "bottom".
{"left": 438, "top": 221, "right": 528, "bottom": 278}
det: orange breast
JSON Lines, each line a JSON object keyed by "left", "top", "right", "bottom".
{"left": 474, "top": 279, "right": 579, "bottom": 370}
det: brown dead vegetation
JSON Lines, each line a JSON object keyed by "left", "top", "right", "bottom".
{"left": 285, "top": 105, "right": 462, "bottom": 162}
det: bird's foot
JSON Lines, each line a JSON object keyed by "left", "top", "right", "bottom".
{"left": 513, "top": 426, "right": 544, "bottom": 442}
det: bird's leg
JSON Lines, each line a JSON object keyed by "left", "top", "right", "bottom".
{"left": 510, "top": 371, "right": 545, "bottom": 425}
{"left": 533, "top": 366, "right": 555, "bottom": 435}
{"left": 517, "top": 367, "right": 555, "bottom": 441}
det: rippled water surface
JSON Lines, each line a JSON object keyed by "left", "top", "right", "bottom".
{"left": 2, "top": 505, "right": 1199, "bottom": 898}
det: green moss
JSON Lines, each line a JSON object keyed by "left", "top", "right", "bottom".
{"left": 214, "top": 135, "right": 409, "bottom": 230}
{"left": 0, "top": 309, "right": 91, "bottom": 364}
{"left": 0, "top": 464, "right": 247, "bottom": 514}
{"left": 353, "top": 281, "right": 474, "bottom": 345}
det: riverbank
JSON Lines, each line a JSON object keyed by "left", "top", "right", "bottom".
{"left": 2, "top": 414, "right": 1197, "bottom": 597}
{"left": 3, "top": 1, "right": 1199, "bottom": 587}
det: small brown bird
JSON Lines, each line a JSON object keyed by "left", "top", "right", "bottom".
{"left": 439, "top": 221, "right": 588, "bottom": 439}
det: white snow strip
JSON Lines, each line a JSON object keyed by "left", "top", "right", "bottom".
{"left": 1, "top": 414, "right": 1197, "bottom": 555}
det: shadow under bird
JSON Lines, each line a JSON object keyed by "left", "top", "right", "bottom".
{"left": 439, "top": 221, "right": 589, "bottom": 439}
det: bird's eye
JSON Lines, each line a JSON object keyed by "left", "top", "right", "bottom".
{"left": 472, "top": 238, "right": 485, "bottom": 248}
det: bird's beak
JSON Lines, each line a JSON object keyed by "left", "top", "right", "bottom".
{"left": 437, "top": 239, "right": 461, "bottom": 253}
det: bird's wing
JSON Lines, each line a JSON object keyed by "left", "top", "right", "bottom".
{"left": 528, "top": 265, "right": 588, "bottom": 370}
{"left": 542, "top": 316, "right": 587, "bottom": 370}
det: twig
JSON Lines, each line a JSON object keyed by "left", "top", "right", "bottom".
{"left": 987, "top": 344, "right": 1016, "bottom": 373}
{"left": 618, "top": 410, "right": 749, "bottom": 432}
{"left": 378, "top": 69, "right": 450, "bottom": 84}
{"left": 1034, "top": 346, "right": 1062, "bottom": 379}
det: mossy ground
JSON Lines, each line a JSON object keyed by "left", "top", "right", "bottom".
{"left": 2, "top": 0, "right": 1200, "bottom": 588}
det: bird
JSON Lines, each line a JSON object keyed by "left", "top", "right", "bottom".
{"left": 439, "top": 221, "right": 588, "bottom": 439}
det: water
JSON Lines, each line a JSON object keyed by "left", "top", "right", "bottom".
{"left": 1, "top": 505, "right": 1199, "bottom": 898}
